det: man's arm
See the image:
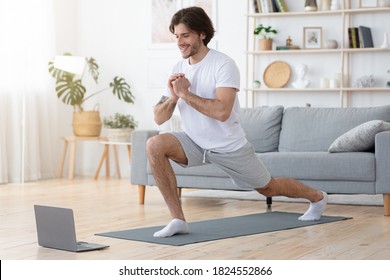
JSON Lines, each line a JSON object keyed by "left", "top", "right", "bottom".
{"left": 153, "top": 74, "right": 183, "bottom": 125}
{"left": 182, "top": 88, "right": 236, "bottom": 122}
{"left": 153, "top": 95, "right": 178, "bottom": 125}
{"left": 173, "top": 76, "right": 237, "bottom": 122}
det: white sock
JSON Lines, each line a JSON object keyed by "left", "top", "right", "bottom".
{"left": 298, "top": 191, "right": 328, "bottom": 221}
{"left": 153, "top": 219, "right": 189, "bottom": 238}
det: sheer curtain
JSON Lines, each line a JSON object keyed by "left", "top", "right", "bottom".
{"left": 0, "top": 0, "right": 59, "bottom": 183}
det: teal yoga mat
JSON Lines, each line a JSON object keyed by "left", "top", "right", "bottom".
{"left": 96, "top": 211, "right": 350, "bottom": 246}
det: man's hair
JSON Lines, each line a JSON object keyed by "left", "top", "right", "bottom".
{"left": 169, "top": 6, "right": 215, "bottom": 46}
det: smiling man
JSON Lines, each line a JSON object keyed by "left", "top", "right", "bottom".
{"left": 147, "top": 6, "right": 327, "bottom": 238}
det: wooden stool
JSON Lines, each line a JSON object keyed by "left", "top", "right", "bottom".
{"left": 58, "top": 136, "right": 108, "bottom": 180}
{"left": 94, "top": 141, "right": 132, "bottom": 180}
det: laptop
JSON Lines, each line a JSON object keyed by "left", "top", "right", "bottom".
{"left": 34, "top": 205, "right": 109, "bottom": 252}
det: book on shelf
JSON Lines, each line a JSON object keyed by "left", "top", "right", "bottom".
{"left": 257, "top": 0, "right": 288, "bottom": 13}
{"left": 348, "top": 28, "right": 354, "bottom": 48}
{"left": 275, "top": 0, "right": 288, "bottom": 12}
{"left": 260, "top": 0, "right": 274, "bottom": 13}
{"left": 271, "top": 0, "right": 279, "bottom": 12}
{"left": 358, "top": 26, "right": 374, "bottom": 48}
{"left": 348, "top": 27, "right": 360, "bottom": 48}
{"left": 267, "top": 0, "right": 275, "bottom": 12}
{"left": 354, "top": 27, "right": 360, "bottom": 48}
{"left": 254, "top": 0, "right": 262, "bottom": 13}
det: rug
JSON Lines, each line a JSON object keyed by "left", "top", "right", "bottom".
{"left": 182, "top": 190, "right": 383, "bottom": 206}
{"left": 96, "top": 211, "right": 350, "bottom": 246}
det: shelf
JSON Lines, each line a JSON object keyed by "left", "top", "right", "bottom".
{"left": 247, "top": 7, "right": 390, "bottom": 18}
{"left": 244, "top": 88, "right": 341, "bottom": 92}
{"left": 343, "top": 7, "right": 390, "bottom": 14}
{"left": 343, "top": 87, "right": 390, "bottom": 92}
{"left": 343, "top": 47, "right": 390, "bottom": 53}
{"left": 246, "top": 49, "right": 340, "bottom": 55}
{"left": 244, "top": 87, "right": 390, "bottom": 92}
{"left": 246, "top": 48, "right": 390, "bottom": 55}
{"left": 244, "top": 0, "right": 390, "bottom": 108}
{"left": 247, "top": 10, "right": 342, "bottom": 17}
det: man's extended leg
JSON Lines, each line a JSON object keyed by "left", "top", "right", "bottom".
{"left": 146, "top": 133, "right": 189, "bottom": 237}
{"left": 256, "top": 178, "right": 328, "bottom": 221}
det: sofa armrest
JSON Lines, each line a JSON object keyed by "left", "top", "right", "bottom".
{"left": 130, "top": 129, "right": 159, "bottom": 185}
{"left": 375, "top": 131, "right": 390, "bottom": 194}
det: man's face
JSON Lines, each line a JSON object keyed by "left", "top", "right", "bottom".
{"left": 174, "top": 23, "right": 205, "bottom": 59}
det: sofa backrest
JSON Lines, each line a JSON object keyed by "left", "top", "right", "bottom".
{"left": 278, "top": 105, "right": 390, "bottom": 152}
{"left": 240, "top": 105, "right": 284, "bottom": 152}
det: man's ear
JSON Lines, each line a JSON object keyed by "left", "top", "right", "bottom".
{"left": 200, "top": 32, "right": 206, "bottom": 40}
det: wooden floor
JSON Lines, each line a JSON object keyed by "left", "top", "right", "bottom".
{"left": 1, "top": 177, "right": 390, "bottom": 260}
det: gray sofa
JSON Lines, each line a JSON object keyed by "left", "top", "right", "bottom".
{"left": 131, "top": 105, "right": 390, "bottom": 216}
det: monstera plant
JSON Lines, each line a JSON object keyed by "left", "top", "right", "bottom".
{"left": 48, "top": 53, "right": 134, "bottom": 111}
{"left": 48, "top": 53, "right": 135, "bottom": 137}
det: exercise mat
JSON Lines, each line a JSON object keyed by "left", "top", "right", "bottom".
{"left": 96, "top": 211, "right": 350, "bottom": 246}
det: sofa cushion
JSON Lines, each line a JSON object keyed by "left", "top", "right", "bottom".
{"left": 240, "top": 105, "right": 284, "bottom": 152}
{"left": 329, "top": 120, "right": 390, "bottom": 152}
{"left": 259, "top": 152, "right": 375, "bottom": 182}
{"left": 279, "top": 105, "right": 390, "bottom": 152}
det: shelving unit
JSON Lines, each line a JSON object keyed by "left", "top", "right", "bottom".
{"left": 244, "top": 0, "right": 390, "bottom": 108}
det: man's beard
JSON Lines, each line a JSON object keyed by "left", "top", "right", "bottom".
{"left": 180, "top": 39, "right": 202, "bottom": 59}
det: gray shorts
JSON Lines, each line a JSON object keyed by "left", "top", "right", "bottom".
{"left": 168, "top": 131, "right": 271, "bottom": 190}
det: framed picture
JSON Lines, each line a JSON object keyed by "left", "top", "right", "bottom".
{"left": 303, "top": 27, "right": 322, "bottom": 49}
{"left": 359, "top": 0, "right": 377, "bottom": 8}
{"left": 149, "top": 0, "right": 217, "bottom": 49}
{"left": 149, "top": 0, "right": 182, "bottom": 49}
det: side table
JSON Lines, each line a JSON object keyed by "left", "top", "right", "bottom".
{"left": 94, "top": 141, "right": 132, "bottom": 180}
{"left": 58, "top": 136, "right": 109, "bottom": 180}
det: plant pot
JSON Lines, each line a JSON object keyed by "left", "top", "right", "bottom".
{"left": 106, "top": 128, "right": 133, "bottom": 142}
{"left": 72, "top": 111, "right": 102, "bottom": 137}
{"left": 259, "top": 39, "right": 273, "bottom": 50}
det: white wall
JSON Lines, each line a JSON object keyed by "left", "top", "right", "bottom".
{"left": 53, "top": 0, "right": 389, "bottom": 177}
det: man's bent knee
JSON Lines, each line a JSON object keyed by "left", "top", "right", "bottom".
{"left": 256, "top": 178, "right": 276, "bottom": 197}
{"left": 146, "top": 135, "right": 163, "bottom": 158}
{"left": 146, "top": 134, "right": 187, "bottom": 164}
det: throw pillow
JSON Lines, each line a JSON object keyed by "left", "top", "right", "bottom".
{"left": 240, "top": 106, "right": 284, "bottom": 153}
{"left": 328, "top": 120, "right": 390, "bottom": 153}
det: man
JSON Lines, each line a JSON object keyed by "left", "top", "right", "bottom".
{"left": 147, "top": 6, "right": 327, "bottom": 238}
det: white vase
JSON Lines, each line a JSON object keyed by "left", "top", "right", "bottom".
{"left": 321, "top": 0, "right": 332, "bottom": 10}
{"left": 381, "top": 33, "right": 389, "bottom": 48}
{"left": 320, "top": 78, "right": 330, "bottom": 88}
{"left": 305, "top": 0, "right": 318, "bottom": 11}
{"left": 330, "top": 0, "right": 340, "bottom": 10}
{"left": 379, "top": 0, "right": 390, "bottom": 7}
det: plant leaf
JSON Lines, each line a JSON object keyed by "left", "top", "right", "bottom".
{"left": 87, "top": 57, "right": 99, "bottom": 83}
{"left": 109, "top": 76, "right": 135, "bottom": 104}
{"left": 48, "top": 52, "right": 76, "bottom": 81}
{"left": 48, "top": 61, "right": 76, "bottom": 82}
{"left": 55, "top": 74, "right": 86, "bottom": 106}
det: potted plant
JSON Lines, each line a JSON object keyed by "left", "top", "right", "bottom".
{"left": 103, "top": 113, "right": 138, "bottom": 142}
{"left": 254, "top": 24, "right": 278, "bottom": 50}
{"left": 48, "top": 53, "right": 135, "bottom": 137}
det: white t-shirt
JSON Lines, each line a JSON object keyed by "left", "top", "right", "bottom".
{"left": 167, "top": 49, "right": 247, "bottom": 153}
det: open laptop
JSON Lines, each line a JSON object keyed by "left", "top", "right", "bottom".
{"left": 34, "top": 205, "right": 109, "bottom": 252}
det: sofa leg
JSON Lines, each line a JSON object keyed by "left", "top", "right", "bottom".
{"left": 266, "top": 196, "right": 272, "bottom": 212}
{"left": 138, "top": 185, "right": 145, "bottom": 205}
{"left": 384, "top": 194, "right": 390, "bottom": 216}
{"left": 177, "top": 188, "right": 182, "bottom": 198}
